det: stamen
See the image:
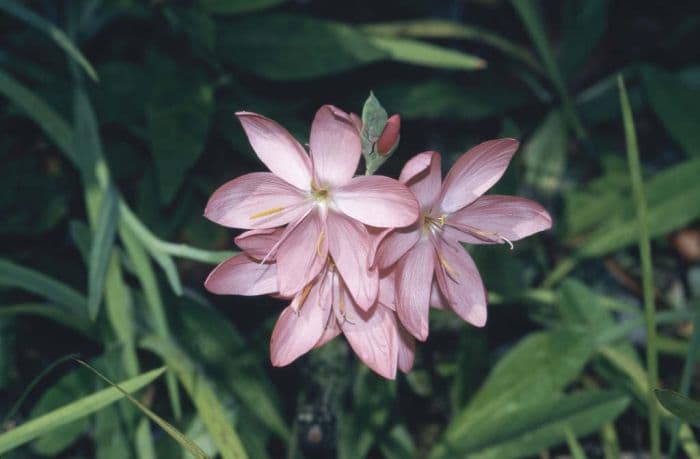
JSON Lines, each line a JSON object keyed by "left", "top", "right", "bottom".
{"left": 500, "top": 235, "right": 514, "bottom": 250}
{"left": 316, "top": 231, "right": 325, "bottom": 258}
{"left": 437, "top": 251, "right": 459, "bottom": 278}
{"left": 249, "top": 207, "right": 285, "bottom": 220}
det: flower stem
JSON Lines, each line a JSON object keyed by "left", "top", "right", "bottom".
{"left": 618, "top": 75, "right": 659, "bottom": 458}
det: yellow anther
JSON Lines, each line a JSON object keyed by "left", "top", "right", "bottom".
{"left": 296, "top": 283, "right": 313, "bottom": 311}
{"left": 249, "top": 207, "right": 285, "bottom": 220}
{"left": 437, "top": 252, "right": 459, "bottom": 278}
{"left": 316, "top": 231, "right": 326, "bottom": 258}
{"left": 437, "top": 214, "right": 446, "bottom": 226}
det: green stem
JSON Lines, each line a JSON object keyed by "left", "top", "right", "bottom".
{"left": 618, "top": 75, "right": 659, "bottom": 459}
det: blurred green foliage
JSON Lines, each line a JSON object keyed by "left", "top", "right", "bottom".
{"left": 1, "top": 0, "right": 700, "bottom": 458}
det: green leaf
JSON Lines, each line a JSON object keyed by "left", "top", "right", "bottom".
{"left": 0, "top": 367, "right": 165, "bottom": 455}
{"left": 565, "top": 426, "right": 589, "bottom": 459}
{"left": 511, "top": 0, "right": 586, "bottom": 138}
{"left": 0, "top": 0, "right": 98, "bottom": 81}
{"left": 450, "top": 391, "right": 629, "bottom": 459}
{"left": 145, "top": 55, "right": 214, "bottom": 203}
{"left": 119, "top": 221, "right": 182, "bottom": 420}
{"left": 642, "top": 66, "right": 700, "bottom": 157}
{"left": 558, "top": 0, "right": 609, "bottom": 79}
{"left": 141, "top": 336, "right": 249, "bottom": 459}
{"left": 431, "top": 329, "right": 595, "bottom": 458}
{"left": 0, "top": 68, "right": 76, "bottom": 164}
{"left": 360, "top": 19, "right": 538, "bottom": 70}
{"left": 0, "top": 258, "right": 87, "bottom": 319}
{"left": 368, "top": 36, "right": 486, "bottom": 71}
{"left": 523, "top": 109, "right": 568, "bottom": 195}
{"left": 200, "top": 0, "right": 285, "bottom": 15}
{"left": 0, "top": 303, "right": 92, "bottom": 337}
{"left": 75, "top": 359, "right": 209, "bottom": 459}
{"left": 218, "top": 13, "right": 386, "bottom": 80}
{"left": 655, "top": 390, "right": 700, "bottom": 428}
{"left": 87, "top": 187, "right": 120, "bottom": 320}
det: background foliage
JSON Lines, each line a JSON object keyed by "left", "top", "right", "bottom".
{"left": 1, "top": 0, "right": 700, "bottom": 458}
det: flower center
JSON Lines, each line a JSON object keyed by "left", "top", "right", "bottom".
{"left": 310, "top": 181, "right": 331, "bottom": 207}
{"left": 422, "top": 213, "right": 446, "bottom": 234}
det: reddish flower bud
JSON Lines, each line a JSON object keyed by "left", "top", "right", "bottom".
{"left": 376, "top": 114, "right": 401, "bottom": 156}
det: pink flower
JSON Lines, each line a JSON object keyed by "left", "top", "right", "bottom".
{"left": 205, "top": 237, "right": 415, "bottom": 379}
{"left": 204, "top": 106, "right": 420, "bottom": 310}
{"left": 374, "top": 140, "right": 552, "bottom": 341}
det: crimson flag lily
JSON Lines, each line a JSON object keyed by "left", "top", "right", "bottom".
{"left": 204, "top": 105, "right": 420, "bottom": 310}
{"left": 374, "top": 140, "right": 552, "bottom": 341}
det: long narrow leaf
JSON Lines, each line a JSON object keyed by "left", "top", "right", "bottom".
{"left": 0, "top": 367, "right": 165, "bottom": 454}
{"left": 75, "top": 360, "right": 208, "bottom": 459}
{"left": 655, "top": 390, "right": 700, "bottom": 428}
{"left": 369, "top": 36, "right": 486, "bottom": 70}
{"left": 141, "top": 336, "right": 249, "bottom": 459}
{"left": 87, "top": 187, "right": 120, "bottom": 320}
{"left": 0, "top": 258, "right": 86, "bottom": 318}
{"left": 0, "top": 68, "right": 76, "bottom": 162}
{"left": 0, "top": 0, "right": 98, "bottom": 80}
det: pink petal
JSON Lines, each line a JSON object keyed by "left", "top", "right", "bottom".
{"left": 276, "top": 211, "right": 327, "bottom": 297}
{"left": 236, "top": 112, "right": 312, "bottom": 190}
{"left": 205, "top": 172, "right": 311, "bottom": 229}
{"left": 341, "top": 301, "right": 399, "bottom": 380}
{"left": 314, "top": 317, "right": 341, "bottom": 348}
{"left": 433, "top": 239, "right": 487, "bottom": 327}
{"left": 396, "top": 240, "right": 435, "bottom": 341}
{"left": 334, "top": 176, "right": 420, "bottom": 228}
{"left": 400, "top": 151, "right": 442, "bottom": 210}
{"left": 309, "top": 105, "right": 361, "bottom": 187}
{"left": 377, "top": 270, "right": 397, "bottom": 310}
{"left": 374, "top": 224, "right": 420, "bottom": 270}
{"left": 397, "top": 326, "right": 416, "bottom": 373}
{"left": 448, "top": 195, "right": 552, "bottom": 244}
{"left": 270, "top": 283, "right": 332, "bottom": 366}
{"left": 368, "top": 227, "right": 392, "bottom": 268}
{"left": 438, "top": 139, "right": 519, "bottom": 214}
{"left": 234, "top": 228, "right": 284, "bottom": 260}
{"left": 430, "top": 281, "right": 449, "bottom": 310}
{"left": 326, "top": 212, "right": 378, "bottom": 310}
{"left": 205, "top": 254, "right": 277, "bottom": 296}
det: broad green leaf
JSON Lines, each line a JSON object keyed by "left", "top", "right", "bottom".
{"left": 0, "top": 68, "right": 76, "bottom": 163}
{"left": 145, "top": 55, "right": 213, "bottom": 203}
{"left": 0, "top": 367, "right": 165, "bottom": 455}
{"left": 0, "top": 0, "right": 98, "bottom": 81}
{"left": 94, "top": 407, "right": 131, "bottom": 459}
{"left": 361, "top": 19, "right": 538, "bottom": 70}
{"left": 576, "top": 157, "right": 700, "bottom": 257}
{"left": 449, "top": 391, "right": 629, "bottom": 459}
{"left": 655, "top": 390, "right": 700, "bottom": 428}
{"left": 558, "top": 0, "right": 609, "bottom": 79}
{"left": 368, "top": 36, "right": 486, "bottom": 71}
{"left": 523, "top": 109, "right": 567, "bottom": 195}
{"left": 141, "top": 336, "right": 249, "bottom": 459}
{"left": 642, "top": 66, "right": 700, "bottom": 157}
{"left": 200, "top": 0, "right": 285, "bottom": 14}
{"left": 432, "top": 329, "right": 595, "bottom": 457}
{"left": 0, "top": 258, "right": 87, "bottom": 319}
{"left": 119, "top": 221, "right": 182, "bottom": 419}
{"left": 376, "top": 78, "right": 530, "bottom": 122}
{"left": 87, "top": 187, "right": 120, "bottom": 320}
{"left": 218, "top": 13, "right": 386, "bottom": 80}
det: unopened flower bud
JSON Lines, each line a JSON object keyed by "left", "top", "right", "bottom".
{"left": 376, "top": 114, "right": 401, "bottom": 156}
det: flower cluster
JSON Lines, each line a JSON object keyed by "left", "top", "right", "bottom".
{"left": 204, "top": 105, "right": 551, "bottom": 379}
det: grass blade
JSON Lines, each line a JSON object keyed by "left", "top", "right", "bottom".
{"left": 618, "top": 74, "right": 660, "bottom": 459}
{"left": 0, "top": 68, "right": 76, "bottom": 163}
{"left": 141, "top": 335, "right": 249, "bottom": 459}
{"left": 0, "top": 258, "right": 86, "bottom": 318}
{"left": 565, "top": 426, "right": 589, "bottom": 459}
{"left": 369, "top": 36, "right": 486, "bottom": 70}
{"left": 511, "top": 0, "right": 586, "bottom": 138}
{"left": 74, "top": 360, "right": 209, "bottom": 459}
{"left": 120, "top": 221, "right": 182, "bottom": 420}
{"left": 87, "top": 187, "right": 120, "bottom": 320}
{"left": 655, "top": 390, "right": 700, "bottom": 428}
{"left": 0, "top": 367, "right": 165, "bottom": 454}
{"left": 0, "top": 0, "right": 98, "bottom": 81}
